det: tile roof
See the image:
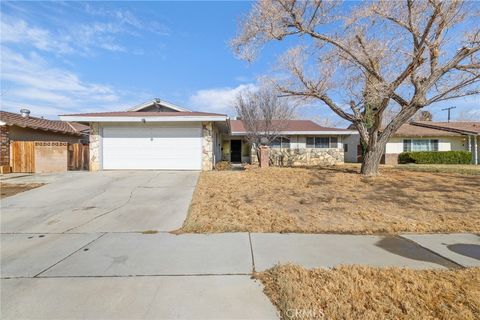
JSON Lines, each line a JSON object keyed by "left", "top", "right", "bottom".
{"left": 60, "top": 111, "right": 227, "bottom": 117}
{"left": 0, "top": 111, "right": 89, "bottom": 136}
{"left": 230, "top": 119, "right": 353, "bottom": 134}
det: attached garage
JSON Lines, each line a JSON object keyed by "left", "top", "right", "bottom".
{"left": 102, "top": 124, "right": 202, "bottom": 170}
{"left": 59, "top": 108, "right": 227, "bottom": 171}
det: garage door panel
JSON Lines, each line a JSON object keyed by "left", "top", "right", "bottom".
{"left": 102, "top": 125, "right": 202, "bottom": 170}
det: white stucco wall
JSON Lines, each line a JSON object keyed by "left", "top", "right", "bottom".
{"left": 342, "top": 134, "right": 469, "bottom": 163}
{"left": 343, "top": 134, "right": 360, "bottom": 163}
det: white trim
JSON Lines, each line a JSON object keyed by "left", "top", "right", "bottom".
{"left": 59, "top": 115, "right": 227, "bottom": 122}
{"left": 230, "top": 130, "right": 358, "bottom": 136}
{"left": 127, "top": 99, "right": 191, "bottom": 112}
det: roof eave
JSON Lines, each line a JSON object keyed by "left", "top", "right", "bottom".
{"left": 5, "top": 123, "right": 86, "bottom": 136}
{"left": 59, "top": 115, "right": 227, "bottom": 122}
{"left": 230, "top": 130, "right": 358, "bottom": 136}
{"left": 411, "top": 122, "right": 479, "bottom": 135}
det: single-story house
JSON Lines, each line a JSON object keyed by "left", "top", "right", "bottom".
{"left": 343, "top": 121, "right": 480, "bottom": 165}
{"left": 60, "top": 99, "right": 356, "bottom": 171}
{"left": 227, "top": 120, "right": 356, "bottom": 166}
{"left": 1, "top": 110, "right": 89, "bottom": 172}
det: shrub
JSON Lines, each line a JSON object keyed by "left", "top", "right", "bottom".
{"left": 214, "top": 161, "right": 232, "bottom": 170}
{"left": 398, "top": 151, "right": 472, "bottom": 164}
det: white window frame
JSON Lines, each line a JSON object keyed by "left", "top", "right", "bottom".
{"left": 271, "top": 137, "right": 290, "bottom": 149}
{"left": 403, "top": 139, "right": 439, "bottom": 152}
{"left": 306, "top": 137, "right": 338, "bottom": 149}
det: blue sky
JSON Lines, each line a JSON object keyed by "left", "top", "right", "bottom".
{"left": 1, "top": 1, "right": 478, "bottom": 124}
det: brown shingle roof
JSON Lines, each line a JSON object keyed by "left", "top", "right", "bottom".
{"left": 0, "top": 111, "right": 88, "bottom": 136}
{"left": 60, "top": 111, "right": 226, "bottom": 117}
{"left": 393, "top": 123, "right": 462, "bottom": 137}
{"left": 412, "top": 121, "right": 480, "bottom": 135}
{"left": 230, "top": 119, "right": 352, "bottom": 134}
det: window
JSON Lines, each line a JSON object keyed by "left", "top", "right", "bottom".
{"left": 306, "top": 137, "right": 315, "bottom": 148}
{"left": 270, "top": 137, "right": 290, "bottom": 149}
{"left": 330, "top": 137, "right": 338, "bottom": 148}
{"left": 281, "top": 137, "right": 290, "bottom": 149}
{"left": 344, "top": 144, "right": 348, "bottom": 152}
{"left": 315, "top": 137, "right": 329, "bottom": 148}
{"left": 403, "top": 139, "right": 411, "bottom": 152}
{"left": 271, "top": 138, "right": 281, "bottom": 148}
{"left": 306, "top": 137, "right": 339, "bottom": 149}
{"left": 403, "top": 139, "right": 439, "bottom": 152}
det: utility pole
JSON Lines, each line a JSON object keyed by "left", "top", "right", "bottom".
{"left": 441, "top": 106, "right": 456, "bottom": 122}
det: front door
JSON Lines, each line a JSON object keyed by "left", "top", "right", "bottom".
{"left": 231, "top": 140, "right": 242, "bottom": 163}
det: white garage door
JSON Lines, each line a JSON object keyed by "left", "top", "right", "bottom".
{"left": 102, "top": 124, "right": 202, "bottom": 170}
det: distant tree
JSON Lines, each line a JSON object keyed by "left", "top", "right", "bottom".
{"left": 232, "top": 0, "right": 480, "bottom": 175}
{"left": 312, "top": 116, "right": 343, "bottom": 128}
{"left": 413, "top": 110, "right": 434, "bottom": 121}
{"left": 234, "top": 87, "right": 296, "bottom": 162}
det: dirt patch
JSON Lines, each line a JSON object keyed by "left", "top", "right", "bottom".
{"left": 181, "top": 165, "right": 480, "bottom": 234}
{"left": 0, "top": 183, "right": 44, "bottom": 199}
{"left": 256, "top": 264, "right": 480, "bottom": 320}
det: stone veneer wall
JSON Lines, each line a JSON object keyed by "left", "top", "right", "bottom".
{"left": 89, "top": 123, "right": 101, "bottom": 171}
{"left": 270, "top": 148, "right": 344, "bottom": 166}
{"left": 202, "top": 122, "right": 213, "bottom": 171}
{"left": 0, "top": 125, "right": 10, "bottom": 166}
{"left": 250, "top": 144, "right": 258, "bottom": 164}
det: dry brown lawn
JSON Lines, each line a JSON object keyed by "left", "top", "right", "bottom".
{"left": 181, "top": 165, "right": 480, "bottom": 234}
{"left": 256, "top": 264, "right": 480, "bottom": 320}
{"left": 0, "top": 183, "right": 44, "bottom": 199}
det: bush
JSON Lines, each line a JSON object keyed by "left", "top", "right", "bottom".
{"left": 398, "top": 151, "right": 472, "bottom": 164}
{"left": 214, "top": 161, "right": 232, "bottom": 171}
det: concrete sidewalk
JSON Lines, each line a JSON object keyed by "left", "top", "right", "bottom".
{"left": 2, "top": 231, "right": 479, "bottom": 319}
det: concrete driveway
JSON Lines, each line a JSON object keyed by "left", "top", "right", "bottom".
{"left": 1, "top": 171, "right": 198, "bottom": 233}
{"left": 1, "top": 171, "right": 278, "bottom": 319}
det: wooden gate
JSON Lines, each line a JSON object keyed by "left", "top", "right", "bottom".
{"left": 11, "top": 141, "right": 35, "bottom": 173}
{"left": 68, "top": 143, "right": 89, "bottom": 170}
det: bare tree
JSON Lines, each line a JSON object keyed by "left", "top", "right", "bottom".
{"left": 234, "top": 87, "right": 296, "bottom": 162}
{"left": 232, "top": 0, "right": 480, "bottom": 175}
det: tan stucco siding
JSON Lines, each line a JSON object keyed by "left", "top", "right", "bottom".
{"left": 385, "top": 136, "right": 467, "bottom": 154}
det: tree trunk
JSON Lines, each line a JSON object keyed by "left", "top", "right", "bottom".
{"left": 360, "top": 141, "right": 386, "bottom": 176}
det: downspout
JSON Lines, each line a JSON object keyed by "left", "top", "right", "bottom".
{"left": 475, "top": 135, "right": 478, "bottom": 165}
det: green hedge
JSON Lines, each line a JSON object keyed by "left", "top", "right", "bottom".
{"left": 398, "top": 151, "right": 472, "bottom": 164}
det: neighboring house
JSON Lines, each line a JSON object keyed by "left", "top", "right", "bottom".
{"left": 59, "top": 99, "right": 356, "bottom": 171}
{"left": 344, "top": 121, "right": 480, "bottom": 165}
{"left": 227, "top": 120, "right": 356, "bottom": 166}
{"left": 0, "top": 110, "right": 89, "bottom": 171}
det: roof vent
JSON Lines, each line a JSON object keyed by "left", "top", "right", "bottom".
{"left": 20, "top": 108, "right": 30, "bottom": 118}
